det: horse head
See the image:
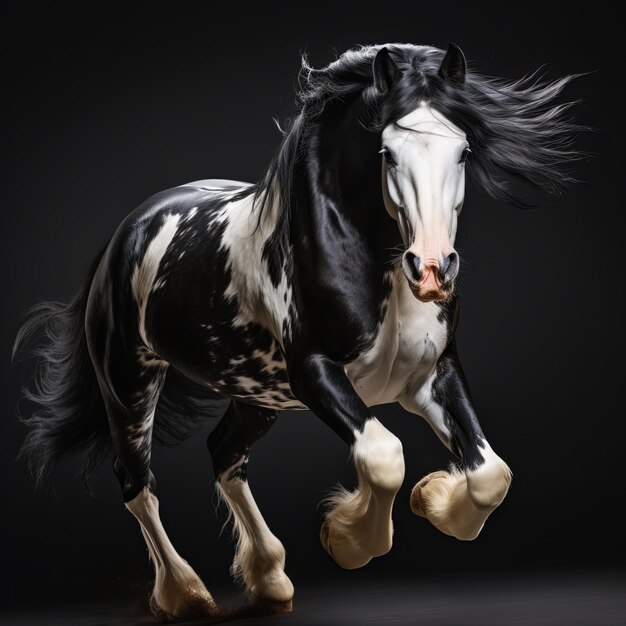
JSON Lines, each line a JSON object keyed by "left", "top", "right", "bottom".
{"left": 375, "top": 45, "right": 467, "bottom": 302}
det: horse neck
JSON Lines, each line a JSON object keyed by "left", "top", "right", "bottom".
{"left": 298, "top": 98, "right": 401, "bottom": 265}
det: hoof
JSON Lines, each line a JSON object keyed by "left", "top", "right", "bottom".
{"left": 410, "top": 469, "right": 491, "bottom": 541}
{"left": 410, "top": 470, "right": 449, "bottom": 518}
{"left": 319, "top": 520, "right": 372, "bottom": 569}
{"left": 149, "top": 590, "right": 219, "bottom": 622}
{"left": 252, "top": 595, "right": 293, "bottom": 614}
{"left": 233, "top": 595, "right": 293, "bottom": 619}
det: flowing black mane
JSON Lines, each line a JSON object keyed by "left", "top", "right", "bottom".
{"left": 246, "top": 43, "right": 581, "bottom": 269}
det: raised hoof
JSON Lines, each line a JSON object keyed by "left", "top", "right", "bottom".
{"left": 410, "top": 470, "right": 449, "bottom": 518}
{"left": 319, "top": 520, "right": 372, "bottom": 569}
{"left": 149, "top": 590, "right": 219, "bottom": 622}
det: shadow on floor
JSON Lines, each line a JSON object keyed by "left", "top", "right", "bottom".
{"left": 2, "top": 571, "right": 625, "bottom": 626}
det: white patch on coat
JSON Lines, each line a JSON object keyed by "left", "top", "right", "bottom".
{"left": 217, "top": 474, "right": 294, "bottom": 602}
{"left": 232, "top": 375, "right": 263, "bottom": 393}
{"left": 217, "top": 189, "right": 295, "bottom": 343}
{"left": 252, "top": 348, "right": 284, "bottom": 371}
{"left": 131, "top": 213, "right": 181, "bottom": 349}
{"left": 191, "top": 186, "right": 304, "bottom": 409}
{"left": 398, "top": 369, "right": 451, "bottom": 447}
{"left": 345, "top": 266, "right": 448, "bottom": 406}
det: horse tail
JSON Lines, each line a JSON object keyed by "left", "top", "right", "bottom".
{"left": 14, "top": 248, "right": 230, "bottom": 492}
{"left": 12, "top": 250, "right": 111, "bottom": 491}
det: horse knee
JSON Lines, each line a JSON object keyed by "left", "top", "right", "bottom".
{"left": 353, "top": 419, "right": 405, "bottom": 493}
{"left": 467, "top": 443, "right": 512, "bottom": 509}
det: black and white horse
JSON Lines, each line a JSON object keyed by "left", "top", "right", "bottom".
{"left": 15, "top": 43, "right": 579, "bottom": 620}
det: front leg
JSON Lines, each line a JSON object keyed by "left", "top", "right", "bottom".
{"left": 288, "top": 353, "right": 405, "bottom": 569}
{"left": 400, "top": 342, "right": 512, "bottom": 541}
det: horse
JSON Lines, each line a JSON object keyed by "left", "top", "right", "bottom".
{"left": 14, "top": 42, "right": 580, "bottom": 621}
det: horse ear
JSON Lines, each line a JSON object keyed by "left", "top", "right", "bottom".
{"left": 373, "top": 47, "right": 401, "bottom": 94}
{"left": 438, "top": 43, "right": 466, "bottom": 84}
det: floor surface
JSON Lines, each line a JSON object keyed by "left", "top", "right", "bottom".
{"left": 3, "top": 572, "right": 625, "bottom": 625}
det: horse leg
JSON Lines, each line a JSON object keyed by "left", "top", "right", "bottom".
{"left": 400, "top": 343, "right": 512, "bottom": 540}
{"left": 92, "top": 342, "right": 218, "bottom": 621}
{"left": 288, "top": 353, "right": 405, "bottom": 569}
{"left": 207, "top": 401, "right": 294, "bottom": 610}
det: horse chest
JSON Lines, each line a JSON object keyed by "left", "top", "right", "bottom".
{"left": 345, "top": 277, "right": 448, "bottom": 407}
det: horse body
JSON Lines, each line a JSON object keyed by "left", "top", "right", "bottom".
{"left": 90, "top": 173, "right": 449, "bottom": 414}
{"left": 16, "top": 42, "right": 579, "bottom": 621}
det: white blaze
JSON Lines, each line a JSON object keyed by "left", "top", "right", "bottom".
{"left": 381, "top": 102, "right": 467, "bottom": 265}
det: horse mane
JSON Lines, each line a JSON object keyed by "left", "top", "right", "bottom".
{"left": 247, "top": 43, "right": 582, "bottom": 273}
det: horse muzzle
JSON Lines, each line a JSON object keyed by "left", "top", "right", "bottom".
{"left": 402, "top": 251, "right": 459, "bottom": 302}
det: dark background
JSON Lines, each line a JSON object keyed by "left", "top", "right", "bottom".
{"left": 2, "top": 0, "right": 623, "bottom": 618}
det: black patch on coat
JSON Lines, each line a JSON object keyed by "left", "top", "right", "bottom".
{"left": 431, "top": 341, "right": 485, "bottom": 470}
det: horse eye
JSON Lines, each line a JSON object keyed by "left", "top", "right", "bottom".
{"left": 380, "top": 147, "right": 397, "bottom": 167}
{"left": 459, "top": 147, "right": 471, "bottom": 164}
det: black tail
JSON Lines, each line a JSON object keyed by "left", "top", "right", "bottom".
{"left": 13, "top": 252, "right": 110, "bottom": 490}
{"left": 14, "top": 253, "right": 229, "bottom": 493}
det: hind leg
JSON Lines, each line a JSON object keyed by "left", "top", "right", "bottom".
{"left": 124, "top": 487, "right": 217, "bottom": 620}
{"left": 208, "top": 401, "right": 294, "bottom": 610}
{"left": 93, "top": 343, "right": 218, "bottom": 621}
{"left": 400, "top": 343, "right": 512, "bottom": 541}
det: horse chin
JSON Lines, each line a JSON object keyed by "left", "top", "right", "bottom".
{"left": 407, "top": 280, "right": 451, "bottom": 303}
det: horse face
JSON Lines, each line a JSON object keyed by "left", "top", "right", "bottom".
{"left": 381, "top": 103, "right": 468, "bottom": 302}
